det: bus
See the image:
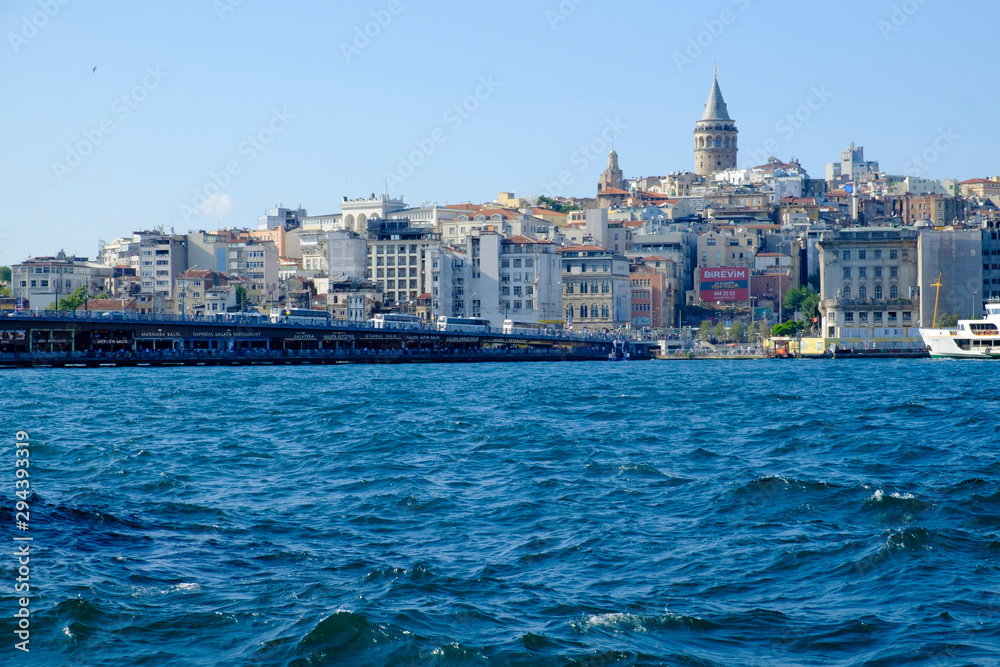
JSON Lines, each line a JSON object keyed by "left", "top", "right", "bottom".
{"left": 371, "top": 313, "right": 425, "bottom": 330}
{"left": 436, "top": 316, "right": 491, "bottom": 334}
{"left": 269, "top": 308, "right": 332, "bottom": 326}
{"left": 502, "top": 320, "right": 551, "bottom": 336}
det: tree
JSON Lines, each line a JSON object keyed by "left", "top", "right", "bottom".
{"left": 235, "top": 285, "right": 251, "bottom": 311}
{"left": 729, "top": 320, "right": 745, "bottom": 342}
{"left": 699, "top": 319, "right": 713, "bottom": 341}
{"left": 771, "top": 320, "right": 805, "bottom": 337}
{"left": 714, "top": 321, "right": 727, "bottom": 341}
{"left": 0, "top": 286, "right": 10, "bottom": 298}
{"left": 0, "top": 266, "right": 11, "bottom": 283}
{"left": 535, "top": 195, "right": 580, "bottom": 214}
{"left": 57, "top": 285, "right": 88, "bottom": 311}
{"left": 938, "top": 314, "right": 959, "bottom": 327}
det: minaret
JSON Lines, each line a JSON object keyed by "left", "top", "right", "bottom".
{"left": 694, "top": 67, "right": 738, "bottom": 177}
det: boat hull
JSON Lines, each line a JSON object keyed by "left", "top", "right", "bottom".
{"left": 919, "top": 328, "right": 1000, "bottom": 358}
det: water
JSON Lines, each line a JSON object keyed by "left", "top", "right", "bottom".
{"left": 2, "top": 360, "right": 999, "bottom": 666}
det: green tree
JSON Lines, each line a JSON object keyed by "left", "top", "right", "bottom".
{"left": 0, "top": 286, "right": 10, "bottom": 298}
{"left": 235, "top": 285, "right": 250, "bottom": 310}
{"left": 938, "top": 314, "right": 959, "bottom": 327}
{"left": 0, "top": 266, "right": 11, "bottom": 283}
{"left": 771, "top": 320, "right": 805, "bottom": 337}
{"left": 535, "top": 195, "right": 580, "bottom": 214}
{"left": 57, "top": 285, "right": 88, "bottom": 311}
{"left": 729, "top": 320, "right": 745, "bottom": 342}
{"left": 714, "top": 321, "right": 727, "bottom": 341}
{"left": 699, "top": 319, "right": 713, "bottom": 341}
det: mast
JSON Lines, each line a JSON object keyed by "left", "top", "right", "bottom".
{"left": 931, "top": 273, "right": 942, "bottom": 328}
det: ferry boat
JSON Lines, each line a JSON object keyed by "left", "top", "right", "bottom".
{"left": 919, "top": 299, "right": 1000, "bottom": 358}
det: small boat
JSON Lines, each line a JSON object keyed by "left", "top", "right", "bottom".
{"left": 608, "top": 339, "right": 630, "bottom": 361}
{"left": 919, "top": 298, "right": 1000, "bottom": 358}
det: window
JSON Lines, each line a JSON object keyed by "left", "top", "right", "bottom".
{"left": 874, "top": 267, "right": 882, "bottom": 278}
{"left": 890, "top": 249, "right": 898, "bottom": 260}
{"left": 566, "top": 305, "right": 574, "bottom": 318}
{"left": 580, "top": 305, "right": 588, "bottom": 318}
{"left": 890, "top": 285, "right": 898, "bottom": 299}
{"left": 859, "top": 285, "right": 868, "bottom": 299}
{"left": 501, "top": 259, "right": 510, "bottom": 268}
{"left": 874, "top": 312, "right": 883, "bottom": 322}
{"left": 874, "top": 250, "right": 882, "bottom": 259}
{"left": 843, "top": 267, "right": 851, "bottom": 279}
{"left": 602, "top": 304, "right": 610, "bottom": 318}
{"left": 890, "top": 266, "right": 898, "bottom": 278}
{"left": 858, "top": 250, "right": 867, "bottom": 260}
{"left": 843, "top": 250, "right": 851, "bottom": 260}
{"left": 888, "top": 312, "right": 897, "bottom": 322}
{"left": 566, "top": 283, "right": 574, "bottom": 294}
{"left": 874, "top": 285, "right": 882, "bottom": 299}
{"left": 581, "top": 283, "right": 588, "bottom": 294}
{"left": 859, "top": 311, "right": 868, "bottom": 322}
{"left": 513, "top": 259, "right": 522, "bottom": 268}
{"left": 845, "top": 311, "right": 854, "bottom": 322}
{"left": 859, "top": 267, "right": 867, "bottom": 278}
{"left": 707, "top": 237, "right": 717, "bottom": 246}
{"left": 843, "top": 285, "right": 852, "bottom": 299}
{"left": 525, "top": 299, "right": 533, "bottom": 310}
{"left": 903, "top": 311, "right": 911, "bottom": 322}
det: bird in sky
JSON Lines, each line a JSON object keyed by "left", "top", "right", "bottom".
{"left": 92, "top": 66, "right": 97, "bottom": 73}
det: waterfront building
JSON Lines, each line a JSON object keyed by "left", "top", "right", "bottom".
{"left": 816, "top": 227, "right": 920, "bottom": 337}
{"left": 174, "top": 269, "right": 228, "bottom": 316}
{"left": 561, "top": 245, "right": 630, "bottom": 329}
{"left": 430, "top": 231, "right": 562, "bottom": 328}
{"left": 366, "top": 219, "right": 438, "bottom": 306}
{"left": 11, "top": 252, "right": 114, "bottom": 310}
{"left": 916, "top": 228, "right": 983, "bottom": 322}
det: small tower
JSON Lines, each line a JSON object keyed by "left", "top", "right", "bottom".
{"left": 694, "top": 67, "right": 738, "bottom": 177}
{"left": 598, "top": 147, "right": 625, "bottom": 192}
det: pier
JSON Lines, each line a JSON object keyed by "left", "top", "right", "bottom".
{"left": 0, "top": 313, "right": 643, "bottom": 368}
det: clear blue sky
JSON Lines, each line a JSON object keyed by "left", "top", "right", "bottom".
{"left": 2, "top": 0, "right": 995, "bottom": 264}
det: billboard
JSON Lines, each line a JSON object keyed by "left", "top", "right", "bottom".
{"left": 700, "top": 267, "right": 749, "bottom": 302}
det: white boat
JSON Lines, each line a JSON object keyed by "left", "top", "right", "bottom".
{"left": 919, "top": 299, "right": 1000, "bottom": 358}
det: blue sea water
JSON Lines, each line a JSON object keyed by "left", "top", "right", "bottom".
{"left": 1, "top": 359, "right": 999, "bottom": 666}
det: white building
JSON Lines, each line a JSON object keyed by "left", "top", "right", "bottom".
{"left": 430, "top": 231, "right": 563, "bottom": 328}
{"left": 11, "top": 252, "right": 114, "bottom": 310}
{"left": 227, "top": 240, "right": 279, "bottom": 305}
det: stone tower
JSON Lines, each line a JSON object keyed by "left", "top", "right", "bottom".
{"left": 694, "top": 69, "right": 738, "bottom": 177}
{"left": 598, "top": 148, "right": 625, "bottom": 192}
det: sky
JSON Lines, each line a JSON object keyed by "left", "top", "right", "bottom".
{"left": 2, "top": 0, "right": 997, "bottom": 264}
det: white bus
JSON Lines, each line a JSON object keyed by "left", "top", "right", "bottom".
{"left": 436, "top": 316, "right": 491, "bottom": 334}
{"left": 371, "top": 313, "right": 425, "bottom": 330}
{"left": 502, "top": 320, "right": 551, "bottom": 336}
{"left": 270, "top": 308, "right": 332, "bottom": 326}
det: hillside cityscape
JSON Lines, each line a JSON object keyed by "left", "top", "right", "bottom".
{"left": 4, "top": 73, "right": 995, "bottom": 351}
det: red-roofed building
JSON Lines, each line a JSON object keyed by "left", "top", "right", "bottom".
{"left": 959, "top": 177, "right": 1000, "bottom": 199}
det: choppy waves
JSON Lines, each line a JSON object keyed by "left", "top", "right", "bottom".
{"left": 1, "top": 361, "right": 999, "bottom": 665}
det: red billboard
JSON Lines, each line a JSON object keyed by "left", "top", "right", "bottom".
{"left": 700, "top": 267, "right": 749, "bottom": 302}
